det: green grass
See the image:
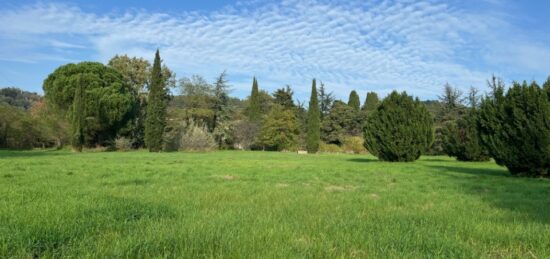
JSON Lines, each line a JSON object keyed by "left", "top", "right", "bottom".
{"left": 1, "top": 150, "right": 549, "bottom": 258}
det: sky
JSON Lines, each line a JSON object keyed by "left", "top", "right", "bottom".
{"left": 0, "top": 0, "right": 549, "bottom": 101}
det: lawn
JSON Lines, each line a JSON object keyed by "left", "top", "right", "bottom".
{"left": 0, "top": 150, "right": 549, "bottom": 258}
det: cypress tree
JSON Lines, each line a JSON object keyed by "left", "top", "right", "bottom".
{"left": 247, "top": 77, "right": 261, "bottom": 122}
{"left": 306, "top": 79, "right": 320, "bottom": 153}
{"left": 362, "top": 92, "right": 379, "bottom": 111}
{"left": 364, "top": 91, "right": 433, "bottom": 162}
{"left": 71, "top": 76, "right": 85, "bottom": 152}
{"left": 144, "top": 49, "right": 167, "bottom": 152}
{"left": 348, "top": 90, "right": 360, "bottom": 111}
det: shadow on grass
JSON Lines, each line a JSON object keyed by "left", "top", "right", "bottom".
{"left": 428, "top": 164, "right": 550, "bottom": 224}
{"left": 346, "top": 157, "right": 378, "bottom": 163}
{"left": 0, "top": 149, "right": 68, "bottom": 159}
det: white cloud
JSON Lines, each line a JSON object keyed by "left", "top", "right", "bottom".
{"left": 0, "top": 0, "right": 548, "bottom": 99}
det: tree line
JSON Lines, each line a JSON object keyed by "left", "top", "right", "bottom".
{"left": 1, "top": 50, "right": 549, "bottom": 177}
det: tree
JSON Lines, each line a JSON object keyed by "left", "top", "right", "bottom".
{"left": 438, "top": 83, "right": 463, "bottom": 112}
{"left": 43, "top": 62, "right": 136, "bottom": 147}
{"left": 273, "top": 85, "right": 295, "bottom": 109}
{"left": 348, "top": 90, "right": 360, "bottom": 111}
{"left": 260, "top": 105, "right": 299, "bottom": 151}
{"left": 364, "top": 91, "right": 433, "bottom": 162}
{"left": 144, "top": 50, "right": 168, "bottom": 152}
{"left": 478, "top": 80, "right": 550, "bottom": 176}
{"left": 71, "top": 78, "right": 85, "bottom": 151}
{"left": 306, "top": 79, "right": 320, "bottom": 153}
{"left": 212, "top": 71, "right": 232, "bottom": 148}
{"left": 362, "top": 92, "right": 379, "bottom": 112}
{"left": 0, "top": 87, "right": 41, "bottom": 110}
{"left": 318, "top": 82, "right": 335, "bottom": 120}
{"left": 247, "top": 77, "right": 261, "bottom": 122}
{"left": 321, "top": 101, "right": 362, "bottom": 145}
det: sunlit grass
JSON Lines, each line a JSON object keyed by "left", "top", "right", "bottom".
{"left": 1, "top": 150, "right": 549, "bottom": 258}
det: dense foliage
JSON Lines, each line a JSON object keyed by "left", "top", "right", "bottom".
{"left": 321, "top": 101, "right": 363, "bottom": 145}
{"left": 478, "top": 80, "right": 550, "bottom": 176}
{"left": 306, "top": 79, "right": 320, "bottom": 153}
{"left": 364, "top": 91, "right": 433, "bottom": 162}
{"left": 260, "top": 105, "right": 299, "bottom": 151}
{"left": 0, "top": 87, "right": 41, "bottom": 110}
{"left": 442, "top": 110, "right": 490, "bottom": 161}
{"left": 145, "top": 50, "right": 168, "bottom": 152}
{"left": 362, "top": 91, "right": 379, "bottom": 112}
{"left": 348, "top": 90, "right": 360, "bottom": 111}
{"left": 43, "top": 62, "right": 136, "bottom": 148}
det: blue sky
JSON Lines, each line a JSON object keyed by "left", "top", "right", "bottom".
{"left": 1, "top": 0, "right": 549, "bottom": 101}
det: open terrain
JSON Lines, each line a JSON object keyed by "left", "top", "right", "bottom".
{"left": 1, "top": 150, "right": 549, "bottom": 258}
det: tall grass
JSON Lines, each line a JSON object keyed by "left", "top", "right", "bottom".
{"left": 1, "top": 150, "right": 549, "bottom": 258}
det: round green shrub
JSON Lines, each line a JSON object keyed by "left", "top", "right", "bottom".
{"left": 363, "top": 91, "right": 433, "bottom": 162}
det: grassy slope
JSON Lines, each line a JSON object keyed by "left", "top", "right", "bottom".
{"left": 0, "top": 150, "right": 549, "bottom": 258}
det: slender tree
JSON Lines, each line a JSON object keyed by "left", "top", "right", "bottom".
{"left": 212, "top": 71, "right": 232, "bottom": 148}
{"left": 317, "top": 82, "right": 334, "bottom": 120}
{"left": 348, "top": 90, "right": 360, "bottom": 111}
{"left": 144, "top": 49, "right": 167, "bottom": 152}
{"left": 71, "top": 76, "right": 85, "bottom": 152}
{"left": 247, "top": 77, "right": 261, "bottom": 122}
{"left": 306, "top": 79, "right": 320, "bottom": 153}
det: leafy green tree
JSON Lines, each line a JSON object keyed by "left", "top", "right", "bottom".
{"left": 273, "top": 85, "right": 295, "bottom": 109}
{"left": 317, "top": 82, "right": 335, "bottom": 120}
{"left": 145, "top": 50, "right": 168, "bottom": 152}
{"left": 306, "top": 79, "right": 320, "bottom": 153}
{"left": 71, "top": 79, "right": 85, "bottom": 151}
{"left": 0, "top": 87, "right": 41, "bottom": 110}
{"left": 364, "top": 91, "right": 433, "bottom": 162}
{"left": 260, "top": 105, "right": 299, "bottom": 151}
{"left": 478, "top": 80, "right": 550, "bottom": 176}
{"left": 321, "top": 101, "right": 362, "bottom": 145}
{"left": 247, "top": 77, "right": 261, "bottom": 122}
{"left": 442, "top": 111, "right": 490, "bottom": 161}
{"left": 0, "top": 104, "right": 41, "bottom": 149}
{"left": 362, "top": 91, "right": 379, "bottom": 112}
{"left": 348, "top": 90, "right": 360, "bottom": 111}
{"left": 43, "top": 62, "right": 136, "bottom": 147}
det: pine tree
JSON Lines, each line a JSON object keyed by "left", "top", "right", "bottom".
{"left": 348, "top": 90, "right": 360, "bottom": 111}
{"left": 306, "top": 79, "right": 320, "bottom": 153}
{"left": 362, "top": 92, "right": 379, "bottom": 111}
{"left": 318, "top": 82, "right": 334, "bottom": 120}
{"left": 71, "top": 76, "right": 85, "bottom": 152}
{"left": 247, "top": 77, "right": 261, "bottom": 122}
{"left": 212, "top": 71, "right": 232, "bottom": 148}
{"left": 144, "top": 49, "right": 167, "bottom": 152}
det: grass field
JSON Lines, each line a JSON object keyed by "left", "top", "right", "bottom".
{"left": 1, "top": 150, "right": 549, "bottom": 258}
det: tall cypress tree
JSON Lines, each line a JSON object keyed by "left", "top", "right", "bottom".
{"left": 362, "top": 91, "right": 379, "bottom": 111}
{"left": 247, "top": 77, "right": 261, "bottom": 122}
{"left": 71, "top": 75, "right": 85, "bottom": 152}
{"left": 306, "top": 79, "right": 320, "bottom": 153}
{"left": 144, "top": 49, "right": 167, "bottom": 152}
{"left": 348, "top": 90, "right": 360, "bottom": 111}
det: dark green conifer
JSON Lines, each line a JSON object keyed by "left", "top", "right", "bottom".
{"left": 144, "top": 50, "right": 167, "bottom": 152}
{"left": 306, "top": 79, "right": 320, "bottom": 153}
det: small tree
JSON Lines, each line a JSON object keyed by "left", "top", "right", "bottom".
{"left": 362, "top": 92, "right": 379, "bottom": 112}
{"left": 247, "top": 77, "right": 261, "bottom": 122}
{"left": 260, "top": 105, "right": 299, "bottom": 151}
{"left": 364, "top": 91, "right": 433, "bottom": 162}
{"left": 306, "top": 79, "right": 320, "bottom": 153}
{"left": 348, "top": 90, "right": 360, "bottom": 111}
{"left": 144, "top": 50, "right": 167, "bottom": 152}
{"left": 478, "top": 80, "right": 550, "bottom": 176}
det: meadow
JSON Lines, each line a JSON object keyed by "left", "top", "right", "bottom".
{"left": 1, "top": 150, "right": 549, "bottom": 258}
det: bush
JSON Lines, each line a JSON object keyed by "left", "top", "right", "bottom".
{"left": 319, "top": 142, "right": 342, "bottom": 153}
{"left": 179, "top": 120, "right": 216, "bottom": 151}
{"left": 478, "top": 80, "right": 550, "bottom": 176}
{"left": 364, "top": 91, "right": 433, "bottom": 162}
{"left": 114, "top": 137, "right": 133, "bottom": 151}
{"left": 442, "top": 111, "right": 490, "bottom": 161}
{"left": 341, "top": 136, "right": 367, "bottom": 154}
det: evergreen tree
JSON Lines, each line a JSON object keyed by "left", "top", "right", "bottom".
{"left": 318, "top": 82, "right": 334, "bottom": 120}
{"left": 273, "top": 85, "right": 295, "bottom": 109}
{"left": 212, "top": 71, "right": 232, "bottom": 148}
{"left": 259, "top": 105, "right": 299, "bottom": 151}
{"left": 348, "top": 90, "right": 360, "bottom": 111}
{"left": 306, "top": 79, "right": 320, "bottom": 153}
{"left": 144, "top": 50, "right": 167, "bottom": 152}
{"left": 364, "top": 91, "right": 433, "bottom": 162}
{"left": 478, "top": 80, "right": 550, "bottom": 176}
{"left": 362, "top": 92, "right": 379, "bottom": 112}
{"left": 71, "top": 76, "right": 85, "bottom": 152}
{"left": 247, "top": 77, "right": 261, "bottom": 122}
